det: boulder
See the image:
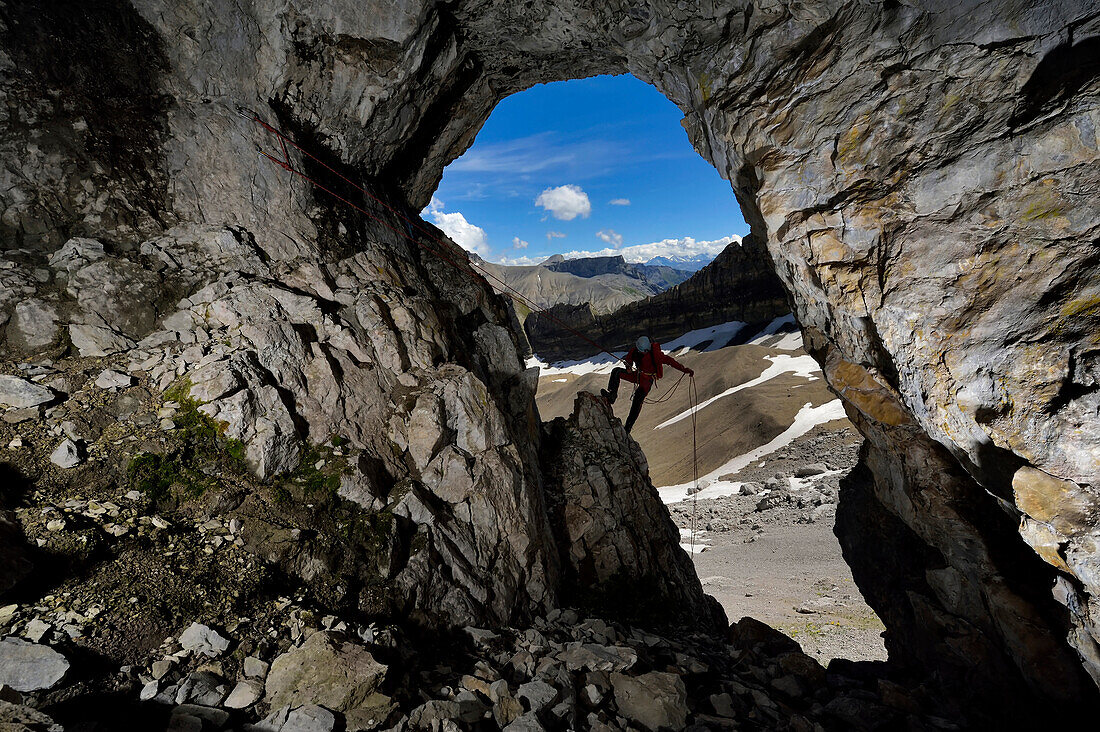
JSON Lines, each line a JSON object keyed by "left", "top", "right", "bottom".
{"left": 0, "top": 700, "right": 63, "bottom": 731}
{"left": 794, "top": 463, "right": 828, "bottom": 478}
{"left": 224, "top": 679, "right": 264, "bottom": 709}
{"left": 49, "top": 439, "right": 82, "bottom": 469}
{"left": 65, "top": 258, "right": 163, "bottom": 337}
{"left": 0, "top": 376, "right": 55, "bottom": 409}
{"left": 515, "top": 679, "right": 559, "bottom": 714}
{"left": 556, "top": 643, "right": 637, "bottom": 672}
{"left": 728, "top": 617, "right": 801, "bottom": 656}
{"left": 68, "top": 324, "right": 136, "bottom": 357}
{"left": 610, "top": 671, "right": 688, "bottom": 732}
{"left": 243, "top": 656, "right": 269, "bottom": 678}
{"left": 176, "top": 671, "right": 228, "bottom": 706}
{"left": 408, "top": 696, "right": 486, "bottom": 727}
{"left": 503, "top": 713, "right": 546, "bottom": 731}
{"left": 178, "top": 622, "right": 231, "bottom": 658}
{"left": 249, "top": 705, "right": 340, "bottom": 732}
{"left": 7, "top": 300, "right": 61, "bottom": 353}
{"left": 266, "top": 632, "right": 388, "bottom": 722}
{"left": 94, "top": 370, "right": 134, "bottom": 390}
{"left": 755, "top": 492, "right": 788, "bottom": 512}
{"left": 0, "top": 638, "right": 69, "bottom": 692}
{"left": 540, "top": 393, "right": 726, "bottom": 631}
{"left": 48, "top": 238, "right": 104, "bottom": 273}
{"left": 170, "top": 705, "right": 229, "bottom": 729}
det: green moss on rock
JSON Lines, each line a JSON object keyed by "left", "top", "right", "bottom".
{"left": 126, "top": 379, "right": 250, "bottom": 503}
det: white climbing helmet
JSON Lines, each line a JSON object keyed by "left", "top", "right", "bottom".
{"left": 636, "top": 335, "right": 651, "bottom": 352}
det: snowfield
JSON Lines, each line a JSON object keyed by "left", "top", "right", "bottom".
{"left": 657, "top": 399, "right": 848, "bottom": 504}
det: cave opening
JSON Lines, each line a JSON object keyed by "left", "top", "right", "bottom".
{"left": 1, "top": 1, "right": 1096, "bottom": 726}
{"left": 425, "top": 73, "right": 887, "bottom": 665}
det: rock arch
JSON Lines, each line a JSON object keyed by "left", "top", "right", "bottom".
{"left": 2, "top": 0, "right": 1098, "bottom": 722}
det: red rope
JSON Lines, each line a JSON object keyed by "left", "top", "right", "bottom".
{"left": 247, "top": 112, "right": 622, "bottom": 363}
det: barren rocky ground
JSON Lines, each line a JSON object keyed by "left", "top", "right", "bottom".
{"left": 668, "top": 425, "right": 887, "bottom": 666}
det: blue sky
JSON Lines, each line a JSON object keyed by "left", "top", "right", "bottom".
{"left": 426, "top": 74, "right": 749, "bottom": 266}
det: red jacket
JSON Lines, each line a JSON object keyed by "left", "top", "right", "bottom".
{"left": 625, "top": 343, "right": 689, "bottom": 381}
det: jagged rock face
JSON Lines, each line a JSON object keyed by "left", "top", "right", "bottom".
{"left": 541, "top": 394, "right": 727, "bottom": 633}
{"left": 0, "top": 0, "right": 564, "bottom": 630}
{"left": 525, "top": 235, "right": 789, "bottom": 360}
{"left": 1, "top": 0, "right": 1099, "bottom": 722}
{"left": 0, "top": 216, "right": 560, "bottom": 628}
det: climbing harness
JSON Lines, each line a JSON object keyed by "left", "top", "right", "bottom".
{"left": 242, "top": 108, "right": 622, "bottom": 363}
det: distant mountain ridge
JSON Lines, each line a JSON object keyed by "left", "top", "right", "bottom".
{"left": 474, "top": 254, "right": 691, "bottom": 317}
{"left": 524, "top": 235, "right": 789, "bottom": 361}
{"left": 644, "top": 253, "right": 715, "bottom": 272}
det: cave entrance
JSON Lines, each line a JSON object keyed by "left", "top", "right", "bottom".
{"left": 427, "top": 74, "right": 886, "bottom": 664}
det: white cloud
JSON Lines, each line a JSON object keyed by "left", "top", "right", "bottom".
{"left": 512, "top": 237, "right": 529, "bottom": 249}
{"left": 609, "top": 198, "right": 631, "bottom": 206}
{"left": 493, "top": 254, "right": 546, "bottom": 266}
{"left": 424, "top": 197, "right": 490, "bottom": 257}
{"left": 535, "top": 185, "right": 591, "bottom": 221}
{"left": 596, "top": 229, "right": 624, "bottom": 248}
{"left": 484, "top": 235, "right": 741, "bottom": 268}
{"left": 546, "top": 230, "right": 566, "bottom": 240}
{"left": 555, "top": 235, "right": 741, "bottom": 264}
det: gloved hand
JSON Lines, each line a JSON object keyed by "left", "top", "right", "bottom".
{"left": 686, "top": 368, "right": 695, "bottom": 377}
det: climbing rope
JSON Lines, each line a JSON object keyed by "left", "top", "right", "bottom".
{"left": 641, "top": 370, "right": 687, "bottom": 405}
{"left": 688, "top": 375, "right": 700, "bottom": 555}
{"left": 242, "top": 109, "right": 623, "bottom": 363}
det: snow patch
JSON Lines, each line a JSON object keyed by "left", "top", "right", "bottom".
{"left": 525, "top": 352, "right": 625, "bottom": 377}
{"left": 745, "top": 314, "right": 804, "bottom": 350}
{"left": 786, "top": 469, "right": 846, "bottom": 492}
{"left": 771, "top": 330, "right": 804, "bottom": 350}
{"left": 678, "top": 528, "right": 710, "bottom": 553}
{"left": 659, "top": 400, "right": 848, "bottom": 503}
{"left": 664, "top": 320, "right": 747, "bottom": 355}
{"left": 750, "top": 313, "right": 796, "bottom": 340}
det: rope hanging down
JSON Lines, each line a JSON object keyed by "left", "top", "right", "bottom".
{"left": 688, "top": 375, "right": 701, "bottom": 555}
{"left": 243, "top": 109, "right": 622, "bottom": 363}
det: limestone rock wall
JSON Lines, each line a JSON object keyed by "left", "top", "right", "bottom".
{"left": 1, "top": 0, "right": 1099, "bottom": 722}
{"left": 434, "top": 1, "right": 1100, "bottom": 718}
{"left": 0, "top": 0, "right": 565, "bottom": 627}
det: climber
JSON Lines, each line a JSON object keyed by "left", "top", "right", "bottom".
{"left": 601, "top": 335, "right": 693, "bottom": 433}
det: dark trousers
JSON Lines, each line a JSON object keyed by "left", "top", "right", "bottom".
{"left": 606, "top": 367, "right": 651, "bottom": 433}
